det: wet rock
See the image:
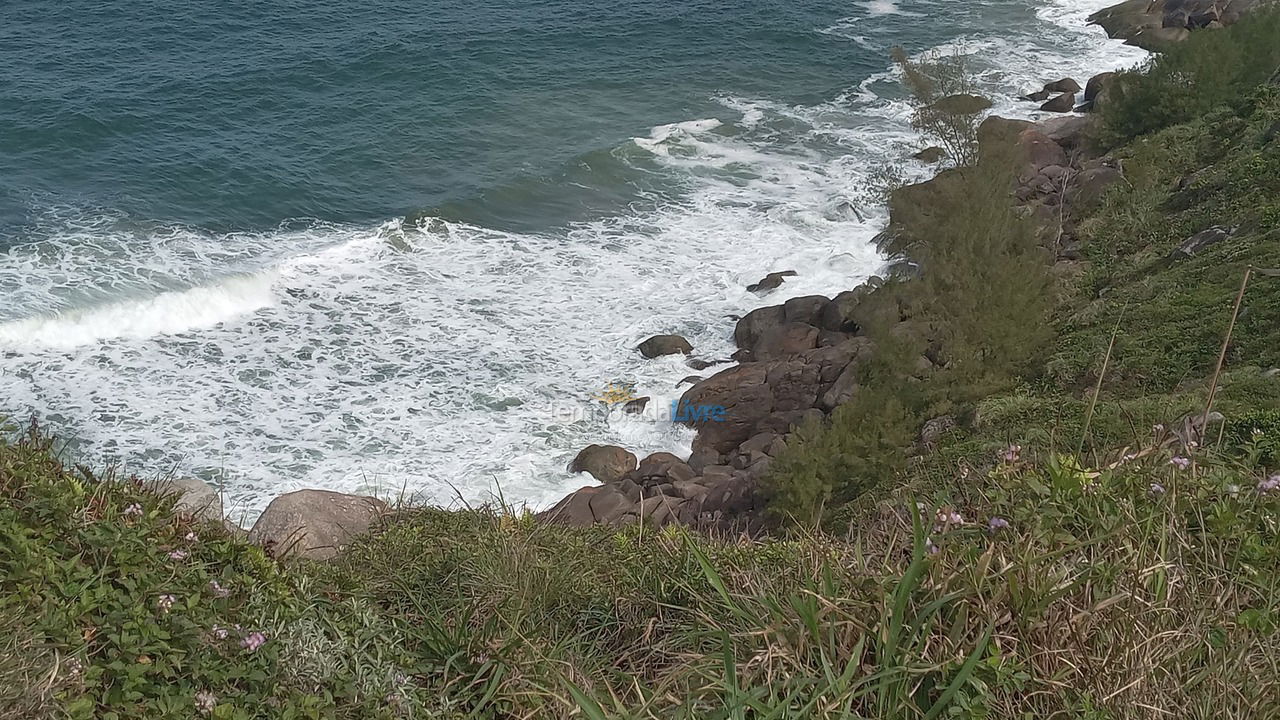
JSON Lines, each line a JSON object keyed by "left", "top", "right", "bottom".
{"left": 249, "top": 490, "right": 387, "bottom": 561}
{"left": 623, "top": 397, "right": 650, "bottom": 415}
{"left": 638, "top": 334, "right": 693, "bottom": 358}
{"left": 1039, "top": 92, "right": 1077, "bottom": 113}
{"left": 1043, "top": 78, "right": 1082, "bottom": 94}
{"left": 569, "top": 444, "right": 638, "bottom": 483}
{"left": 913, "top": 146, "right": 948, "bottom": 163}
{"left": 927, "top": 93, "right": 993, "bottom": 115}
{"left": 687, "top": 357, "right": 730, "bottom": 371}
{"left": 677, "top": 364, "right": 774, "bottom": 454}
{"left": 677, "top": 375, "right": 703, "bottom": 387}
{"left": 746, "top": 270, "right": 798, "bottom": 294}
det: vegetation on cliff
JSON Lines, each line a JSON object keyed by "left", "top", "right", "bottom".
{"left": 4, "top": 10, "right": 1280, "bottom": 719}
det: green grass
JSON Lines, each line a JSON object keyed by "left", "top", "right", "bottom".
{"left": 5, "top": 422, "right": 1280, "bottom": 718}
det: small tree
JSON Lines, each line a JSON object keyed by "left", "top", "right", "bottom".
{"left": 892, "top": 47, "right": 988, "bottom": 167}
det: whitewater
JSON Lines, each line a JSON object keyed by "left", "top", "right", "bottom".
{"left": 0, "top": 0, "right": 1146, "bottom": 521}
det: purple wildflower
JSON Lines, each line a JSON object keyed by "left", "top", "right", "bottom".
{"left": 1258, "top": 476, "right": 1280, "bottom": 494}
{"left": 988, "top": 517, "right": 1010, "bottom": 532}
{"left": 209, "top": 580, "right": 230, "bottom": 598}
{"left": 948, "top": 511, "right": 964, "bottom": 525}
{"left": 195, "top": 690, "right": 217, "bottom": 715}
{"left": 1170, "top": 456, "right": 1191, "bottom": 470}
{"left": 123, "top": 503, "right": 143, "bottom": 517}
{"left": 1000, "top": 445, "right": 1022, "bottom": 464}
{"left": 168, "top": 549, "right": 188, "bottom": 561}
{"left": 184, "top": 531, "right": 198, "bottom": 542}
{"left": 211, "top": 625, "right": 229, "bottom": 640}
{"left": 925, "top": 538, "right": 939, "bottom": 555}
{"left": 240, "top": 631, "right": 267, "bottom": 652}
{"left": 157, "top": 594, "right": 176, "bottom": 613}
{"left": 1149, "top": 482, "right": 1166, "bottom": 496}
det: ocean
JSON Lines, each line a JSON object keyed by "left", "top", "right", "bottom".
{"left": 0, "top": 0, "right": 1146, "bottom": 520}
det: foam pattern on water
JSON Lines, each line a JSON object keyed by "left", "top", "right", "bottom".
{"left": 0, "top": 0, "right": 1146, "bottom": 521}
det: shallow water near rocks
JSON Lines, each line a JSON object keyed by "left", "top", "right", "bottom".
{"left": 0, "top": 0, "right": 1146, "bottom": 519}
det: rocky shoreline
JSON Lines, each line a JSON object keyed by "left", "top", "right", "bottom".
{"left": 159, "top": 0, "right": 1261, "bottom": 558}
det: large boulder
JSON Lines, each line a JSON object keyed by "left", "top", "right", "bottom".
{"left": 677, "top": 364, "right": 774, "bottom": 453}
{"left": 249, "top": 490, "right": 387, "bottom": 560}
{"left": 1042, "top": 78, "right": 1082, "bottom": 94}
{"left": 158, "top": 477, "right": 223, "bottom": 523}
{"left": 752, "top": 322, "right": 820, "bottom": 361}
{"left": 638, "top": 334, "right": 693, "bottom": 358}
{"left": 926, "top": 93, "right": 993, "bottom": 115}
{"left": 569, "top": 444, "right": 638, "bottom": 483}
{"left": 734, "top": 306, "right": 787, "bottom": 352}
{"left": 1039, "top": 92, "right": 1076, "bottom": 113}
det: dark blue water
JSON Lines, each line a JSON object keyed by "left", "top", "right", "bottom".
{"left": 0, "top": 0, "right": 921, "bottom": 236}
{"left": 0, "top": 0, "right": 1143, "bottom": 517}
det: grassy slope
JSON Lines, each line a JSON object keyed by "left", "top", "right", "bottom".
{"left": 5, "top": 16, "right": 1280, "bottom": 720}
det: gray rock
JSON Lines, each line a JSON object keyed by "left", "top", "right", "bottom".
{"left": 249, "top": 490, "right": 387, "bottom": 560}
{"left": 746, "top": 270, "right": 798, "bottom": 294}
{"left": 638, "top": 334, "right": 693, "bottom": 358}
{"left": 1039, "top": 92, "right": 1076, "bottom": 113}
{"left": 569, "top": 444, "right": 638, "bottom": 483}
{"left": 1043, "top": 78, "right": 1082, "bottom": 94}
{"left": 158, "top": 477, "right": 223, "bottom": 523}
{"left": 1169, "top": 226, "right": 1233, "bottom": 260}
{"left": 623, "top": 397, "right": 650, "bottom": 415}
{"left": 913, "top": 146, "right": 947, "bottom": 163}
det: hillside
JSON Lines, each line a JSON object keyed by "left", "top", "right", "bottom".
{"left": 4, "top": 9, "right": 1280, "bottom": 719}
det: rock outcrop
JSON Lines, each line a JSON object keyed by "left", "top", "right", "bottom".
{"left": 638, "top": 334, "right": 693, "bottom": 358}
{"left": 1088, "top": 0, "right": 1263, "bottom": 50}
{"left": 541, "top": 106, "right": 1129, "bottom": 534}
{"left": 569, "top": 444, "right": 639, "bottom": 483}
{"left": 249, "top": 490, "right": 387, "bottom": 560}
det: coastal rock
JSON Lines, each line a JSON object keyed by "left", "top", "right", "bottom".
{"left": 753, "top": 322, "right": 820, "bottom": 361}
{"left": 1067, "top": 164, "right": 1125, "bottom": 211}
{"left": 1081, "top": 71, "right": 1118, "bottom": 111}
{"left": 638, "top": 334, "right": 693, "bottom": 358}
{"left": 746, "top": 270, "right": 798, "bottom": 294}
{"left": 1019, "top": 129, "right": 1069, "bottom": 173}
{"left": 1039, "top": 115, "right": 1095, "bottom": 151}
{"left": 1039, "top": 92, "right": 1076, "bottom": 113}
{"left": 634, "top": 452, "right": 696, "bottom": 485}
{"left": 1022, "top": 89, "right": 1053, "bottom": 102}
{"left": 927, "top": 93, "right": 993, "bottom": 115}
{"left": 678, "top": 364, "right": 774, "bottom": 453}
{"left": 158, "top": 477, "right": 223, "bottom": 523}
{"left": 569, "top": 444, "right": 638, "bottom": 483}
{"left": 913, "top": 146, "right": 947, "bottom": 163}
{"left": 249, "top": 490, "right": 387, "bottom": 560}
{"left": 783, "top": 295, "right": 830, "bottom": 326}
{"left": 734, "top": 306, "right": 787, "bottom": 353}
{"left": 623, "top": 397, "right": 650, "bottom": 414}
{"left": 1043, "top": 78, "right": 1082, "bottom": 94}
